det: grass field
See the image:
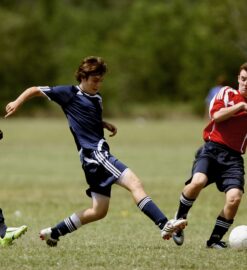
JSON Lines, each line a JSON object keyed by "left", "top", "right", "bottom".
{"left": 0, "top": 118, "right": 247, "bottom": 270}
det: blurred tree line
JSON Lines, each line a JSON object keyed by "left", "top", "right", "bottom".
{"left": 0, "top": 0, "right": 246, "bottom": 117}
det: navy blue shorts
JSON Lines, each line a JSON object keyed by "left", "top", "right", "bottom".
{"left": 81, "top": 149, "right": 128, "bottom": 197}
{"left": 186, "top": 141, "right": 245, "bottom": 192}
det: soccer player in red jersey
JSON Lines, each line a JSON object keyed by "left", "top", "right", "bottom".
{"left": 172, "top": 63, "right": 247, "bottom": 249}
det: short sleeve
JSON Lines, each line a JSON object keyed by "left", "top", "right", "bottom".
{"left": 209, "top": 87, "right": 237, "bottom": 118}
{"left": 38, "top": 85, "right": 74, "bottom": 106}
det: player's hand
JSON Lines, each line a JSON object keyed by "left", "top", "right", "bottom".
{"left": 103, "top": 121, "right": 117, "bottom": 137}
{"left": 5, "top": 101, "right": 19, "bottom": 118}
{"left": 0, "top": 130, "right": 3, "bottom": 140}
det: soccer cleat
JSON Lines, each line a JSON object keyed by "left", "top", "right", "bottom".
{"left": 161, "top": 219, "right": 187, "bottom": 240}
{"left": 0, "top": 225, "right": 28, "bottom": 247}
{"left": 206, "top": 240, "right": 227, "bottom": 249}
{"left": 172, "top": 212, "right": 185, "bottom": 245}
{"left": 40, "top": 227, "right": 59, "bottom": 247}
{"left": 172, "top": 229, "right": 184, "bottom": 246}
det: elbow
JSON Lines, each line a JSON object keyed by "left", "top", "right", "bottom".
{"left": 29, "top": 86, "right": 43, "bottom": 97}
{"left": 213, "top": 117, "right": 220, "bottom": 123}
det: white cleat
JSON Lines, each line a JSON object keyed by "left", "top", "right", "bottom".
{"left": 39, "top": 227, "right": 58, "bottom": 247}
{"left": 161, "top": 219, "right": 187, "bottom": 240}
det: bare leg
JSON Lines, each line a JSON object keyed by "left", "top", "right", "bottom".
{"left": 220, "top": 188, "right": 243, "bottom": 219}
{"left": 116, "top": 169, "right": 187, "bottom": 239}
{"left": 76, "top": 192, "right": 110, "bottom": 225}
{"left": 183, "top": 172, "right": 208, "bottom": 199}
{"left": 176, "top": 172, "right": 208, "bottom": 219}
{"left": 207, "top": 188, "right": 243, "bottom": 246}
{"left": 116, "top": 169, "right": 147, "bottom": 203}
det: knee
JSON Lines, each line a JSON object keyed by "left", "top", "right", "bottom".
{"left": 96, "top": 210, "right": 108, "bottom": 220}
{"left": 227, "top": 195, "right": 242, "bottom": 209}
{"left": 92, "top": 207, "right": 108, "bottom": 221}
{"left": 190, "top": 175, "right": 207, "bottom": 190}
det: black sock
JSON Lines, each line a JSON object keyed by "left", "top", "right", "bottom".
{"left": 207, "top": 216, "right": 233, "bottom": 245}
{"left": 137, "top": 196, "right": 168, "bottom": 229}
{"left": 176, "top": 193, "right": 195, "bottom": 219}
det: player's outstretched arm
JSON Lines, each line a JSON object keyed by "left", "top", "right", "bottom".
{"left": 5, "top": 86, "right": 44, "bottom": 118}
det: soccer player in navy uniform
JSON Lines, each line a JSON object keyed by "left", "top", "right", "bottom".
{"left": 172, "top": 63, "right": 247, "bottom": 249}
{"left": 5, "top": 56, "right": 187, "bottom": 246}
{"left": 0, "top": 129, "right": 27, "bottom": 246}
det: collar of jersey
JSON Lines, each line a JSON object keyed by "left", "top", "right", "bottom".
{"left": 76, "top": 85, "right": 100, "bottom": 98}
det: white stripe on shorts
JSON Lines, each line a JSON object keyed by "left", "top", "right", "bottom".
{"left": 94, "top": 151, "right": 121, "bottom": 178}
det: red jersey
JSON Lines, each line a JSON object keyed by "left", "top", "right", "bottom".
{"left": 203, "top": 86, "right": 247, "bottom": 154}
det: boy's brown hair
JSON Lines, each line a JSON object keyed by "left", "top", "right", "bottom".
{"left": 239, "top": 62, "right": 247, "bottom": 73}
{"left": 75, "top": 56, "right": 107, "bottom": 82}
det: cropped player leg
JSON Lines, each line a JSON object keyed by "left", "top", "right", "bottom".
{"left": 117, "top": 169, "right": 168, "bottom": 230}
{"left": 207, "top": 188, "right": 243, "bottom": 246}
{"left": 40, "top": 192, "right": 109, "bottom": 244}
{"left": 176, "top": 172, "right": 208, "bottom": 219}
{"left": 0, "top": 209, "right": 7, "bottom": 238}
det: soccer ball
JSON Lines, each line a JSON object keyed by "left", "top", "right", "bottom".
{"left": 229, "top": 225, "right": 247, "bottom": 250}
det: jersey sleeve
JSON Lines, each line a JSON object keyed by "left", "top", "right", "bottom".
{"left": 38, "top": 86, "right": 74, "bottom": 106}
{"left": 208, "top": 86, "right": 232, "bottom": 119}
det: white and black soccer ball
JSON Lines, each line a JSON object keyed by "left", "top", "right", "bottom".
{"left": 229, "top": 225, "right": 247, "bottom": 250}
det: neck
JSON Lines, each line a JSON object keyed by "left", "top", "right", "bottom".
{"left": 78, "top": 84, "right": 93, "bottom": 95}
{"left": 78, "top": 84, "right": 85, "bottom": 92}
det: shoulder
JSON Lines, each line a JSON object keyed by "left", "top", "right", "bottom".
{"left": 39, "top": 85, "right": 74, "bottom": 92}
{"left": 51, "top": 85, "right": 79, "bottom": 98}
{"left": 209, "top": 86, "right": 238, "bottom": 115}
{"left": 53, "top": 85, "right": 76, "bottom": 92}
{"left": 40, "top": 85, "right": 78, "bottom": 104}
{"left": 215, "top": 86, "right": 238, "bottom": 101}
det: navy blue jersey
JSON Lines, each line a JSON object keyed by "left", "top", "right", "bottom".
{"left": 39, "top": 85, "right": 107, "bottom": 151}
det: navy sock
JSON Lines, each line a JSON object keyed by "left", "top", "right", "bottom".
{"left": 176, "top": 193, "right": 195, "bottom": 219}
{"left": 0, "top": 208, "right": 7, "bottom": 238}
{"left": 51, "top": 214, "right": 81, "bottom": 239}
{"left": 137, "top": 196, "right": 168, "bottom": 229}
{"left": 207, "top": 216, "right": 233, "bottom": 244}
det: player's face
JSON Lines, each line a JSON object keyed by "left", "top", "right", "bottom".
{"left": 82, "top": 75, "right": 104, "bottom": 94}
{"left": 238, "top": 69, "right": 247, "bottom": 96}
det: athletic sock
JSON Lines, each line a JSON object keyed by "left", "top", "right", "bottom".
{"left": 137, "top": 196, "right": 168, "bottom": 229}
{"left": 176, "top": 193, "right": 195, "bottom": 219}
{"left": 207, "top": 216, "right": 233, "bottom": 245}
{"left": 0, "top": 208, "right": 7, "bottom": 238}
{"left": 51, "top": 213, "right": 82, "bottom": 239}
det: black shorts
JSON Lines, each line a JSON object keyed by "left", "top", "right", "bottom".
{"left": 186, "top": 141, "right": 245, "bottom": 192}
{"left": 81, "top": 149, "right": 128, "bottom": 198}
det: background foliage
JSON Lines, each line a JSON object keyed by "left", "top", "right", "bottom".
{"left": 0, "top": 0, "right": 246, "bottom": 116}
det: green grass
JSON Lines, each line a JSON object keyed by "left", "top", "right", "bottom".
{"left": 0, "top": 118, "right": 247, "bottom": 270}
